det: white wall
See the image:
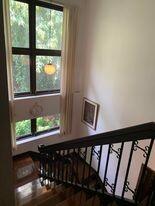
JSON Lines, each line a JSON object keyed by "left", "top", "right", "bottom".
{"left": 78, "top": 0, "right": 155, "bottom": 136}
{"left": 76, "top": 0, "right": 155, "bottom": 199}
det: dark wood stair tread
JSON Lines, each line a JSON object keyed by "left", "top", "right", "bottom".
{"left": 38, "top": 187, "right": 76, "bottom": 206}
{"left": 15, "top": 153, "right": 104, "bottom": 206}
{"left": 84, "top": 195, "right": 100, "bottom": 206}
{"left": 107, "top": 201, "right": 118, "bottom": 206}
{"left": 56, "top": 191, "right": 87, "bottom": 206}
{"left": 15, "top": 179, "right": 75, "bottom": 206}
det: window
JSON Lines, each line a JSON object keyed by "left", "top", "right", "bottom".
{"left": 16, "top": 120, "right": 31, "bottom": 137}
{"left": 36, "top": 114, "right": 60, "bottom": 132}
{"left": 10, "top": 0, "right": 63, "bottom": 139}
{"left": 10, "top": 0, "right": 63, "bottom": 96}
{"left": 16, "top": 114, "right": 60, "bottom": 139}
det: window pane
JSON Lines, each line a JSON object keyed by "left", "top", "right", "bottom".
{"left": 36, "top": 56, "right": 61, "bottom": 91}
{"left": 13, "top": 55, "right": 30, "bottom": 93}
{"left": 36, "top": 6, "right": 63, "bottom": 50}
{"left": 10, "top": 0, "right": 29, "bottom": 48}
{"left": 37, "top": 114, "right": 60, "bottom": 132}
{"left": 16, "top": 120, "right": 31, "bottom": 138}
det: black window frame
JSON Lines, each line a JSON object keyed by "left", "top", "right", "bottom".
{"left": 11, "top": 0, "right": 63, "bottom": 139}
{"left": 12, "top": 0, "right": 63, "bottom": 98}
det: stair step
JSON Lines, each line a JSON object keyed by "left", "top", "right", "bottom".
{"left": 38, "top": 187, "right": 76, "bottom": 206}
{"left": 84, "top": 195, "right": 100, "bottom": 206}
{"left": 108, "top": 201, "right": 118, "bottom": 206}
{"left": 15, "top": 179, "right": 75, "bottom": 206}
{"left": 56, "top": 191, "right": 87, "bottom": 206}
{"left": 15, "top": 179, "right": 50, "bottom": 205}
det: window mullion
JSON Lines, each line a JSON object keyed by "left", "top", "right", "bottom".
{"left": 29, "top": 2, "right": 36, "bottom": 134}
{"left": 31, "top": 119, "right": 36, "bottom": 136}
{"left": 29, "top": 2, "right": 36, "bottom": 95}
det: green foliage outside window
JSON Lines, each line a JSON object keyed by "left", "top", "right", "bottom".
{"left": 36, "top": 6, "right": 63, "bottom": 50}
{"left": 16, "top": 120, "right": 31, "bottom": 137}
{"left": 16, "top": 115, "right": 60, "bottom": 138}
{"left": 13, "top": 55, "right": 30, "bottom": 93}
{"left": 37, "top": 115, "right": 60, "bottom": 132}
{"left": 10, "top": 0, "right": 29, "bottom": 48}
{"left": 10, "top": 0, "right": 63, "bottom": 93}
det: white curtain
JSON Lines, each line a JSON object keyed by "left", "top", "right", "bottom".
{"left": 60, "top": 7, "right": 78, "bottom": 136}
{"left": 41, "top": 2, "right": 78, "bottom": 135}
{"left": 3, "top": 0, "right": 16, "bottom": 149}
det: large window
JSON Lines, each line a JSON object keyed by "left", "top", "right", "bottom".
{"left": 10, "top": 0, "right": 63, "bottom": 139}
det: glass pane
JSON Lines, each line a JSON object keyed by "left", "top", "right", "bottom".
{"left": 10, "top": 0, "right": 29, "bottom": 48}
{"left": 37, "top": 114, "right": 60, "bottom": 132}
{"left": 16, "top": 120, "right": 31, "bottom": 138}
{"left": 36, "top": 6, "right": 63, "bottom": 50}
{"left": 13, "top": 55, "right": 30, "bottom": 93}
{"left": 36, "top": 56, "right": 61, "bottom": 91}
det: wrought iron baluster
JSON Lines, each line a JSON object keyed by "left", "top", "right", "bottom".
{"left": 110, "top": 144, "right": 122, "bottom": 158}
{"left": 53, "top": 152, "right": 56, "bottom": 179}
{"left": 38, "top": 145, "right": 45, "bottom": 178}
{"left": 82, "top": 147, "right": 88, "bottom": 188}
{"left": 71, "top": 148, "right": 76, "bottom": 184}
{"left": 97, "top": 145, "right": 103, "bottom": 174}
{"left": 39, "top": 153, "right": 43, "bottom": 177}
{"left": 88, "top": 146, "right": 94, "bottom": 189}
{"left": 135, "top": 138, "right": 154, "bottom": 203}
{"left": 46, "top": 154, "right": 51, "bottom": 179}
{"left": 113, "top": 142, "right": 124, "bottom": 196}
{"left": 75, "top": 148, "right": 80, "bottom": 185}
{"left": 61, "top": 150, "right": 65, "bottom": 181}
{"left": 94, "top": 145, "right": 103, "bottom": 192}
{"left": 57, "top": 150, "right": 61, "bottom": 181}
{"left": 103, "top": 144, "right": 111, "bottom": 191}
{"left": 65, "top": 149, "right": 70, "bottom": 183}
{"left": 42, "top": 153, "right": 46, "bottom": 179}
{"left": 122, "top": 141, "right": 135, "bottom": 198}
{"left": 48, "top": 153, "right": 53, "bottom": 184}
{"left": 105, "top": 178, "right": 114, "bottom": 193}
{"left": 39, "top": 153, "right": 42, "bottom": 176}
{"left": 133, "top": 140, "right": 151, "bottom": 158}
{"left": 43, "top": 153, "right": 48, "bottom": 185}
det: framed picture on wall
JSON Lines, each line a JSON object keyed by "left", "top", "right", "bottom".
{"left": 82, "top": 98, "right": 99, "bottom": 130}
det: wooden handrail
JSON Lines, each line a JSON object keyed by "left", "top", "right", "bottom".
{"left": 38, "top": 122, "right": 155, "bottom": 153}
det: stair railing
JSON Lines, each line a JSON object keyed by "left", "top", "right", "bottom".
{"left": 38, "top": 122, "right": 155, "bottom": 206}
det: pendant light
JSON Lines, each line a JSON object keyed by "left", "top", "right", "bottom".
{"left": 44, "top": 10, "right": 56, "bottom": 76}
{"left": 44, "top": 63, "right": 56, "bottom": 75}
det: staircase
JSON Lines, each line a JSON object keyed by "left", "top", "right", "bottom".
{"left": 16, "top": 153, "right": 103, "bottom": 206}
{"left": 16, "top": 123, "right": 155, "bottom": 206}
{"left": 16, "top": 179, "right": 101, "bottom": 206}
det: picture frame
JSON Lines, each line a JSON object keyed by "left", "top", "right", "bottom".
{"left": 82, "top": 98, "right": 99, "bottom": 130}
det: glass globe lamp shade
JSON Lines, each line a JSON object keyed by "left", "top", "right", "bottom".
{"left": 44, "top": 64, "right": 56, "bottom": 75}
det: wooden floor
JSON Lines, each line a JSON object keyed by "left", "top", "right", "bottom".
{"left": 15, "top": 179, "right": 101, "bottom": 206}
{"left": 13, "top": 154, "right": 38, "bottom": 188}
{"left": 13, "top": 153, "right": 102, "bottom": 206}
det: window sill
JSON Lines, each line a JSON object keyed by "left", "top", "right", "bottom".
{"left": 14, "top": 92, "right": 60, "bottom": 100}
{"left": 17, "top": 129, "right": 60, "bottom": 145}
